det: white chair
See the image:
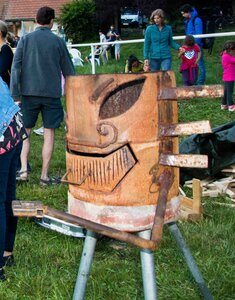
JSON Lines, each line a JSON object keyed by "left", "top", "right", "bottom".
{"left": 69, "top": 48, "right": 84, "bottom": 66}
{"left": 89, "top": 47, "right": 102, "bottom": 66}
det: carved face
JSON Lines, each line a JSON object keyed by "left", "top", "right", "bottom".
{"left": 65, "top": 72, "right": 180, "bottom": 230}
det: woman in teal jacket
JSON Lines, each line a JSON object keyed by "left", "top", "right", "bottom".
{"left": 144, "top": 9, "right": 183, "bottom": 71}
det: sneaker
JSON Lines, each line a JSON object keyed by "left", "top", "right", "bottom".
{"left": 33, "top": 126, "right": 44, "bottom": 136}
{"left": 228, "top": 104, "right": 235, "bottom": 112}
{"left": 3, "top": 255, "right": 14, "bottom": 267}
{"left": 0, "top": 268, "right": 6, "bottom": 281}
{"left": 221, "top": 104, "right": 228, "bottom": 110}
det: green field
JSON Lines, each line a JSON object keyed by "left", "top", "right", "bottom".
{"left": 1, "top": 31, "right": 234, "bottom": 300}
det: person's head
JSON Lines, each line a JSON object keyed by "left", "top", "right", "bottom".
{"left": 36, "top": 6, "right": 55, "bottom": 26}
{"left": 128, "top": 55, "right": 140, "bottom": 72}
{"left": 99, "top": 30, "right": 103, "bottom": 35}
{"left": 222, "top": 40, "right": 235, "bottom": 53}
{"left": 150, "top": 9, "right": 165, "bottom": 26}
{"left": 0, "top": 20, "right": 8, "bottom": 40}
{"left": 110, "top": 25, "right": 114, "bottom": 31}
{"left": 184, "top": 35, "right": 195, "bottom": 47}
{"left": 180, "top": 4, "right": 193, "bottom": 19}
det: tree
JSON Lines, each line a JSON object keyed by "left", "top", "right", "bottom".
{"left": 60, "top": 0, "right": 96, "bottom": 43}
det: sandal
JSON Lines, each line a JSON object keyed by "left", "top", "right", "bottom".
{"left": 16, "top": 170, "right": 28, "bottom": 181}
{"left": 40, "top": 176, "right": 61, "bottom": 186}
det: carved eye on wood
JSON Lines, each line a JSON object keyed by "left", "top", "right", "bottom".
{"left": 99, "top": 77, "right": 145, "bottom": 119}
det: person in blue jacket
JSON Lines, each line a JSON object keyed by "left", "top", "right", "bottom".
{"left": 144, "top": 9, "right": 183, "bottom": 72}
{"left": 180, "top": 4, "right": 206, "bottom": 85}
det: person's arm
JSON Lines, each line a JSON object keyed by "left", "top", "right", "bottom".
{"left": 178, "top": 47, "right": 184, "bottom": 59}
{"left": 168, "top": 26, "right": 181, "bottom": 51}
{"left": 143, "top": 26, "right": 151, "bottom": 71}
{"left": 10, "top": 39, "right": 23, "bottom": 101}
{"left": 115, "top": 32, "right": 120, "bottom": 39}
{"left": 60, "top": 40, "right": 76, "bottom": 77}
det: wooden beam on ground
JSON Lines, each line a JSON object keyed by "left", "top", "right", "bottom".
{"left": 180, "top": 178, "right": 203, "bottom": 221}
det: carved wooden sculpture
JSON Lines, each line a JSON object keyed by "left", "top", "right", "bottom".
{"left": 61, "top": 72, "right": 222, "bottom": 244}
{"left": 13, "top": 72, "right": 223, "bottom": 250}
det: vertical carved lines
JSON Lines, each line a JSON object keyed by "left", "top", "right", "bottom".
{"left": 67, "top": 145, "right": 136, "bottom": 192}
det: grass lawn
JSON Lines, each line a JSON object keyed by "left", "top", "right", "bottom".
{"left": 1, "top": 29, "right": 234, "bottom": 300}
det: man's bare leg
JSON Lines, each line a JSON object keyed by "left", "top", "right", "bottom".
{"left": 18, "top": 128, "right": 31, "bottom": 179}
{"left": 40, "top": 128, "right": 55, "bottom": 181}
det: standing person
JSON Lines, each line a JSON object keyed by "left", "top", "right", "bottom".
{"left": 0, "top": 77, "right": 27, "bottom": 281}
{"left": 99, "top": 30, "right": 108, "bottom": 64}
{"left": 180, "top": 4, "right": 206, "bottom": 85}
{"left": 221, "top": 41, "right": 235, "bottom": 112}
{"left": 115, "top": 36, "right": 121, "bottom": 60}
{"left": 179, "top": 35, "right": 201, "bottom": 86}
{"left": 0, "top": 21, "right": 30, "bottom": 172}
{"left": 0, "top": 21, "right": 13, "bottom": 87}
{"left": 10, "top": 6, "right": 75, "bottom": 185}
{"left": 144, "top": 9, "right": 183, "bottom": 72}
{"left": 106, "top": 25, "right": 119, "bottom": 59}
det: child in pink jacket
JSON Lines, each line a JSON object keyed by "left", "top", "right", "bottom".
{"left": 221, "top": 40, "right": 235, "bottom": 112}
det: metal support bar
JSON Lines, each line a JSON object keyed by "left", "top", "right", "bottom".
{"left": 12, "top": 201, "right": 156, "bottom": 250}
{"left": 73, "top": 230, "right": 98, "bottom": 300}
{"left": 151, "top": 170, "right": 173, "bottom": 243}
{"left": 138, "top": 230, "right": 157, "bottom": 300}
{"left": 168, "top": 222, "right": 214, "bottom": 300}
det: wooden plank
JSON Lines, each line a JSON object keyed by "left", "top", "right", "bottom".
{"left": 202, "top": 190, "right": 219, "bottom": 197}
{"left": 180, "top": 179, "right": 202, "bottom": 220}
{"left": 160, "top": 120, "right": 212, "bottom": 137}
{"left": 192, "top": 179, "right": 202, "bottom": 214}
{"left": 221, "top": 164, "right": 235, "bottom": 174}
{"left": 159, "top": 84, "right": 223, "bottom": 100}
{"left": 160, "top": 154, "right": 208, "bottom": 168}
{"left": 12, "top": 200, "right": 45, "bottom": 218}
{"left": 180, "top": 209, "right": 203, "bottom": 221}
{"left": 181, "top": 196, "right": 193, "bottom": 209}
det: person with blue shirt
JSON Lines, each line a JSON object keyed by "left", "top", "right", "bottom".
{"left": 180, "top": 4, "right": 206, "bottom": 85}
{"left": 144, "top": 9, "right": 183, "bottom": 72}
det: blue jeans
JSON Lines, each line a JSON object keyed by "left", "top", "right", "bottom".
{"left": 150, "top": 58, "right": 171, "bottom": 71}
{"left": 0, "top": 142, "right": 22, "bottom": 268}
{"left": 197, "top": 47, "right": 206, "bottom": 85}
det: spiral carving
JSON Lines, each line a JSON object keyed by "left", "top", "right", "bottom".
{"left": 96, "top": 121, "right": 118, "bottom": 148}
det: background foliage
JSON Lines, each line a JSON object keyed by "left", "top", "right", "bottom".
{"left": 59, "top": 0, "right": 234, "bottom": 41}
{"left": 60, "top": 0, "right": 96, "bottom": 42}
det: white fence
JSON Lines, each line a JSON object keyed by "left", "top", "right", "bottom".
{"left": 67, "top": 31, "right": 235, "bottom": 74}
